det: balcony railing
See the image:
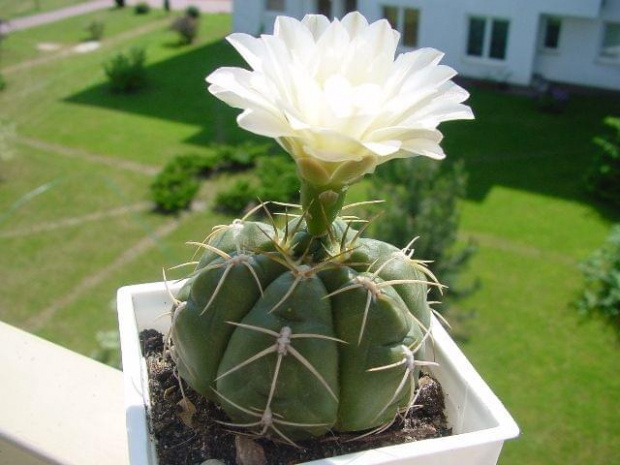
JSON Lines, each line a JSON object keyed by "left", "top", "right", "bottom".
{"left": 0, "top": 321, "right": 129, "bottom": 465}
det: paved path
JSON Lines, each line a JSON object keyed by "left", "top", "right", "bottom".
{"left": 0, "top": 0, "right": 231, "bottom": 34}
{"left": 18, "top": 137, "right": 160, "bottom": 175}
{"left": 0, "top": 1, "right": 111, "bottom": 34}
{"left": 126, "top": 0, "right": 231, "bottom": 13}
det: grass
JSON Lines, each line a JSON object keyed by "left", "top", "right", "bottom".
{"left": 0, "top": 8, "right": 620, "bottom": 465}
{"left": 0, "top": 0, "right": 88, "bottom": 20}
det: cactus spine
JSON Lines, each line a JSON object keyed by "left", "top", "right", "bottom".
{"left": 169, "top": 204, "right": 441, "bottom": 444}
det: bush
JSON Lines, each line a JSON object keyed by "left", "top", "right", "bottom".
{"left": 216, "top": 142, "right": 271, "bottom": 171}
{"left": 255, "top": 156, "right": 299, "bottom": 203}
{"left": 587, "top": 116, "right": 620, "bottom": 207}
{"left": 163, "top": 0, "right": 170, "bottom": 12}
{"left": 215, "top": 179, "right": 259, "bottom": 215}
{"left": 170, "top": 14, "right": 198, "bottom": 45}
{"left": 369, "top": 157, "right": 476, "bottom": 301}
{"left": 104, "top": 47, "right": 147, "bottom": 93}
{"left": 575, "top": 225, "right": 620, "bottom": 326}
{"left": 0, "top": 73, "right": 6, "bottom": 92}
{"left": 185, "top": 5, "right": 200, "bottom": 18}
{"left": 151, "top": 168, "right": 200, "bottom": 213}
{"left": 85, "top": 20, "right": 104, "bottom": 41}
{"left": 172, "top": 153, "right": 218, "bottom": 177}
{"left": 135, "top": 2, "right": 150, "bottom": 14}
{"left": 150, "top": 154, "right": 218, "bottom": 212}
{"left": 114, "top": 0, "right": 125, "bottom": 7}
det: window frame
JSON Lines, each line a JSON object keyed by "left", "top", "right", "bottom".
{"left": 382, "top": 4, "right": 421, "bottom": 49}
{"left": 599, "top": 21, "right": 620, "bottom": 62}
{"left": 465, "top": 15, "right": 510, "bottom": 61}
{"left": 538, "top": 16, "right": 564, "bottom": 53}
{"left": 265, "top": 0, "right": 285, "bottom": 13}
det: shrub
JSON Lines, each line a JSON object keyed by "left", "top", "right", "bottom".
{"left": 134, "top": 2, "right": 150, "bottom": 14}
{"left": 170, "top": 14, "right": 198, "bottom": 45}
{"left": 185, "top": 5, "right": 200, "bottom": 18}
{"left": 163, "top": 0, "right": 170, "bottom": 12}
{"left": 172, "top": 153, "right": 218, "bottom": 177}
{"left": 114, "top": 0, "right": 125, "bottom": 7}
{"left": 575, "top": 225, "right": 620, "bottom": 325}
{"left": 255, "top": 156, "right": 299, "bottom": 203}
{"left": 85, "top": 20, "right": 104, "bottom": 41}
{"left": 0, "top": 73, "right": 6, "bottom": 92}
{"left": 216, "top": 142, "right": 271, "bottom": 171}
{"left": 215, "top": 179, "right": 259, "bottom": 214}
{"left": 151, "top": 168, "right": 200, "bottom": 213}
{"left": 150, "top": 154, "right": 219, "bottom": 212}
{"left": 369, "top": 157, "right": 476, "bottom": 301}
{"left": 586, "top": 116, "right": 620, "bottom": 207}
{"left": 104, "top": 47, "right": 147, "bottom": 93}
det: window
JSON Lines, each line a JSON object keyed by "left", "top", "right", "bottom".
{"left": 403, "top": 9, "right": 420, "bottom": 47}
{"left": 318, "top": 0, "right": 331, "bottom": 17}
{"left": 600, "top": 22, "right": 620, "bottom": 60}
{"left": 383, "top": 6, "right": 398, "bottom": 29}
{"left": 345, "top": 0, "right": 357, "bottom": 14}
{"left": 467, "top": 17, "right": 486, "bottom": 57}
{"left": 382, "top": 6, "right": 420, "bottom": 48}
{"left": 466, "top": 16, "right": 510, "bottom": 60}
{"left": 542, "top": 17, "right": 562, "bottom": 50}
{"left": 266, "top": 0, "right": 284, "bottom": 11}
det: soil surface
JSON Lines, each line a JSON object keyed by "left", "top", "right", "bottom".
{"left": 141, "top": 329, "right": 451, "bottom": 465}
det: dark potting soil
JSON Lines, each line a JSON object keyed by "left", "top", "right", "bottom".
{"left": 140, "top": 329, "right": 451, "bottom": 465}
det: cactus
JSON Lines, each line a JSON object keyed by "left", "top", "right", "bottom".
{"left": 169, "top": 204, "right": 442, "bottom": 445}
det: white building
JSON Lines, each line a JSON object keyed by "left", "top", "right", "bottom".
{"left": 232, "top": 0, "right": 620, "bottom": 91}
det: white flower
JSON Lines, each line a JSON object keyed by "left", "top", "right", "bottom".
{"left": 207, "top": 12, "right": 473, "bottom": 187}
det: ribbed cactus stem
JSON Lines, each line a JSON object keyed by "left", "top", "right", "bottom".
{"left": 300, "top": 180, "right": 348, "bottom": 237}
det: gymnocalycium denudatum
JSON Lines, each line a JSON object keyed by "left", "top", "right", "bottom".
{"left": 166, "top": 11, "right": 473, "bottom": 445}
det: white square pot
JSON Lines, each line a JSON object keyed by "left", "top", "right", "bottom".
{"left": 118, "top": 282, "right": 519, "bottom": 465}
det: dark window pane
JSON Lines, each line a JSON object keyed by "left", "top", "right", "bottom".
{"left": 601, "top": 23, "right": 620, "bottom": 59}
{"left": 383, "top": 6, "right": 398, "bottom": 29}
{"left": 345, "top": 0, "right": 357, "bottom": 14}
{"left": 266, "top": 0, "right": 284, "bottom": 11}
{"left": 403, "top": 8, "right": 420, "bottom": 47}
{"left": 490, "top": 19, "right": 509, "bottom": 59}
{"left": 544, "top": 18, "right": 561, "bottom": 49}
{"left": 318, "top": 0, "right": 331, "bottom": 17}
{"left": 467, "top": 17, "right": 486, "bottom": 57}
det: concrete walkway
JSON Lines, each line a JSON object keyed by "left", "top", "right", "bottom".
{"left": 0, "top": 0, "right": 231, "bottom": 34}
{"left": 126, "top": 0, "right": 231, "bottom": 14}
{"left": 0, "top": 0, "right": 111, "bottom": 34}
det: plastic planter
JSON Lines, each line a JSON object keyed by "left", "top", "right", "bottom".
{"left": 118, "top": 281, "right": 519, "bottom": 465}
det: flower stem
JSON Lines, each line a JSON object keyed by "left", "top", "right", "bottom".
{"left": 300, "top": 181, "right": 348, "bottom": 237}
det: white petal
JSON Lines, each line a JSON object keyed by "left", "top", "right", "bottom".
{"left": 301, "top": 14, "right": 331, "bottom": 41}
{"left": 274, "top": 16, "right": 315, "bottom": 58}
{"left": 363, "top": 141, "right": 401, "bottom": 156}
{"left": 237, "top": 109, "right": 294, "bottom": 137}
{"left": 226, "top": 33, "right": 266, "bottom": 71}
{"left": 368, "top": 127, "right": 443, "bottom": 144}
{"left": 207, "top": 67, "right": 276, "bottom": 112}
{"left": 341, "top": 11, "right": 369, "bottom": 38}
{"left": 399, "top": 138, "right": 446, "bottom": 159}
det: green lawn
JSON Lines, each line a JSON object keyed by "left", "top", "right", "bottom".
{"left": 0, "top": 0, "right": 88, "bottom": 19}
{"left": 1, "top": 9, "right": 620, "bottom": 465}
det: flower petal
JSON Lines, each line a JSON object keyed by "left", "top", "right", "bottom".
{"left": 237, "top": 109, "right": 294, "bottom": 137}
{"left": 301, "top": 14, "right": 331, "bottom": 41}
{"left": 226, "top": 33, "right": 266, "bottom": 71}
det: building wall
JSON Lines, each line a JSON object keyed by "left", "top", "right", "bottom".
{"left": 534, "top": 1, "right": 620, "bottom": 90}
{"left": 232, "top": 0, "right": 620, "bottom": 90}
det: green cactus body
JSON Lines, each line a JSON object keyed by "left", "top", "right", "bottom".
{"left": 170, "top": 216, "right": 437, "bottom": 443}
